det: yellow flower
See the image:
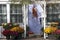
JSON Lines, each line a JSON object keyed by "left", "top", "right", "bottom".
{"left": 44, "top": 27, "right": 52, "bottom": 34}
{"left": 10, "top": 27, "right": 24, "bottom": 33}
{"left": 44, "top": 27, "right": 57, "bottom": 34}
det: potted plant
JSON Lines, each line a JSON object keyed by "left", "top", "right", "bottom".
{"left": 10, "top": 26, "right": 24, "bottom": 40}
{"left": 2, "top": 23, "right": 24, "bottom": 40}
{"left": 44, "top": 26, "right": 57, "bottom": 35}
{"left": 2, "top": 23, "right": 12, "bottom": 40}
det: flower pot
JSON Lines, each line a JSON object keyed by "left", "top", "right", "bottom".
{"left": 6, "top": 35, "right": 10, "bottom": 40}
{"left": 17, "top": 33, "right": 22, "bottom": 40}
{"left": 11, "top": 33, "right": 22, "bottom": 40}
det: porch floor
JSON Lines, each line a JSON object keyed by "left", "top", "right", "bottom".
{"left": 0, "top": 37, "right": 56, "bottom": 40}
{"left": 0, "top": 38, "right": 56, "bottom": 40}
{"left": 0, "top": 34, "right": 56, "bottom": 40}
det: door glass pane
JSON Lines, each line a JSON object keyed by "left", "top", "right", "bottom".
{"left": 2, "top": 5, "right": 7, "bottom": 13}
{"left": 2, "top": 15, "right": 7, "bottom": 23}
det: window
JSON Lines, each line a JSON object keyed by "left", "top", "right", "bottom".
{"left": 0, "top": 4, "right": 7, "bottom": 25}
{"left": 10, "top": 4, "right": 23, "bottom": 23}
{"left": 46, "top": 3, "right": 60, "bottom": 22}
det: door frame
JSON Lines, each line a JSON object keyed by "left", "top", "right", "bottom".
{"left": 23, "top": 1, "right": 47, "bottom": 38}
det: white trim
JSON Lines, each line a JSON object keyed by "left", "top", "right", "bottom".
{"left": 43, "top": 1, "right": 47, "bottom": 39}
{"left": 0, "top": 2, "right": 7, "bottom": 4}
{"left": 34, "top": 1, "right": 46, "bottom": 4}
{"left": 47, "top": 1, "right": 60, "bottom": 4}
{"left": 23, "top": 4, "right": 26, "bottom": 38}
{"left": 26, "top": 5, "right": 28, "bottom": 25}
{"left": 7, "top": 3, "right": 10, "bottom": 23}
{"left": 0, "top": 1, "right": 21, "bottom": 4}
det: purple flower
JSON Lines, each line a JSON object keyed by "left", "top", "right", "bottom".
{"left": 10, "top": 31, "right": 19, "bottom": 36}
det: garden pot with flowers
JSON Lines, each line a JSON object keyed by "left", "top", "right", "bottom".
{"left": 44, "top": 26, "right": 57, "bottom": 36}
{"left": 2, "top": 23, "right": 24, "bottom": 40}
{"left": 52, "top": 29, "right": 60, "bottom": 40}
{"left": 2, "top": 23, "right": 13, "bottom": 40}
{"left": 10, "top": 26, "right": 24, "bottom": 40}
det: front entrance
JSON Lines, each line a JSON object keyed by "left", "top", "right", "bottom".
{"left": 27, "top": 1, "right": 46, "bottom": 36}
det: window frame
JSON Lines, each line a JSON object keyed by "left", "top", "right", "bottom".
{"left": 0, "top": 4, "right": 7, "bottom": 26}
{"left": 10, "top": 4, "right": 23, "bottom": 24}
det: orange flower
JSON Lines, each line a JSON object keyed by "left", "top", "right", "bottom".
{"left": 51, "top": 27, "right": 57, "bottom": 32}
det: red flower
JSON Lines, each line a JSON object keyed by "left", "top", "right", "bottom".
{"left": 2, "top": 30, "right": 11, "bottom": 36}
{"left": 54, "top": 30, "right": 60, "bottom": 35}
{"left": 28, "top": 31, "right": 34, "bottom": 34}
{"left": 2, "top": 30, "right": 19, "bottom": 36}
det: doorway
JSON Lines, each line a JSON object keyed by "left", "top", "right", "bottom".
{"left": 26, "top": 1, "right": 46, "bottom": 37}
